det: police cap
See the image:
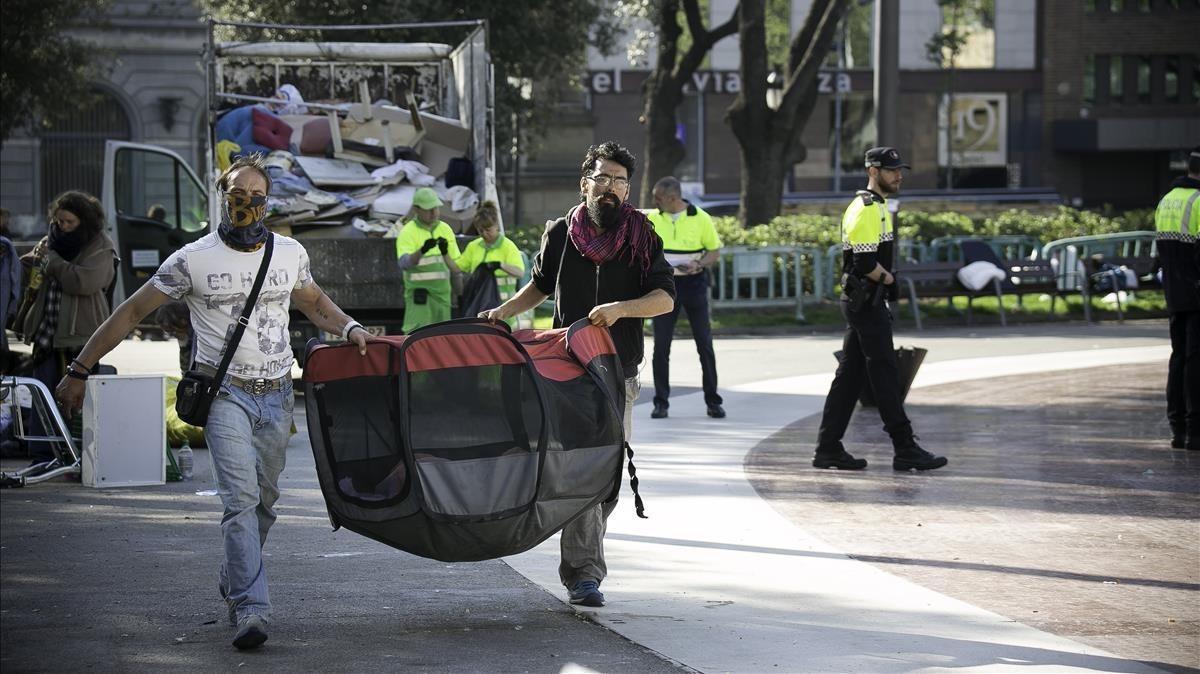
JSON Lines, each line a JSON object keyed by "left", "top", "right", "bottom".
{"left": 864, "top": 146, "right": 910, "bottom": 170}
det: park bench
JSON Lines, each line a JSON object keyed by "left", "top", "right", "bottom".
{"left": 894, "top": 260, "right": 1007, "bottom": 330}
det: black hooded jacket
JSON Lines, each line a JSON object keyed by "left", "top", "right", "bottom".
{"left": 532, "top": 212, "right": 676, "bottom": 379}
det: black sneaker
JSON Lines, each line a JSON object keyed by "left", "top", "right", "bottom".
{"left": 651, "top": 403, "right": 668, "bottom": 419}
{"left": 568, "top": 580, "right": 605, "bottom": 607}
{"left": 893, "top": 441, "right": 948, "bottom": 471}
{"left": 706, "top": 404, "right": 726, "bottom": 419}
{"left": 812, "top": 450, "right": 867, "bottom": 470}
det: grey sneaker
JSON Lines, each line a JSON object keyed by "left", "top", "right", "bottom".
{"left": 232, "top": 614, "right": 268, "bottom": 650}
{"left": 568, "top": 580, "right": 605, "bottom": 607}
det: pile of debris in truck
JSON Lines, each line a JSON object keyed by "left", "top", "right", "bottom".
{"left": 208, "top": 33, "right": 496, "bottom": 250}
{"left": 215, "top": 79, "right": 480, "bottom": 241}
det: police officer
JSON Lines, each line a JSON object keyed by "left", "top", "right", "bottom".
{"left": 646, "top": 176, "right": 725, "bottom": 419}
{"left": 1155, "top": 146, "right": 1200, "bottom": 450}
{"left": 395, "top": 187, "right": 461, "bottom": 333}
{"left": 812, "top": 147, "right": 947, "bottom": 471}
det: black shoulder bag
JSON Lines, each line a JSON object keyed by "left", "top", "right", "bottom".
{"left": 176, "top": 235, "right": 275, "bottom": 426}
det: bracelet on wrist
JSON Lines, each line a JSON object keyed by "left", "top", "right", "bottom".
{"left": 341, "top": 320, "right": 364, "bottom": 340}
{"left": 66, "top": 368, "right": 89, "bottom": 381}
{"left": 70, "top": 358, "right": 92, "bottom": 372}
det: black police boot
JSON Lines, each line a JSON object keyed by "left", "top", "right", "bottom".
{"left": 893, "top": 438, "right": 948, "bottom": 471}
{"left": 651, "top": 402, "right": 668, "bottom": 419}
{"left": 812, "top": 445, "right": 867, "bottom": 470}
{"left": 706, "top": 404, "right": 726, "bottom": 419}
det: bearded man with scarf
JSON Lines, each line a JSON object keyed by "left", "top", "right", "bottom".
{"left": 55, "top": 156, "right": 370, "bottom": 651}
{"left": 480, "top": 141, "right": 676, "bottom": 608}
{"left": 16, "top": 191, "right": 116, "bottom": 460}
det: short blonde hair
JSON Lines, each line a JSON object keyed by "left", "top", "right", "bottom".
{"left": 472, "top": 200, "right": 500, "bottom": 234}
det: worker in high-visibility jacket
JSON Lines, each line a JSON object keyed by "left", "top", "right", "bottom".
{"left": 395, "top": 187, "right": 461, "bottom": 333}
{"left": 457, "top": 200, "right": 528, "bottom": 329}
{"left": 1155, "top": 145, "right": 1200, "bottom": 451}
{"left": 644, "top": 176, "right": 725, "bottom": 420}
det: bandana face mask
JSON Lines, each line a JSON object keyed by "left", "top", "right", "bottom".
{"left": 219, "top": 192, "right": 269, "bottom": 250}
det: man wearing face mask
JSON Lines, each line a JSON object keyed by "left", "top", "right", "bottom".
{"left": 394, "top": 186, "right": 461, "bottom": 333}
{"left": 479, "top": 141, "right": 675, "bottom": 608}
{"left": 55, "top": 155, "right": 370, "bottom": 651}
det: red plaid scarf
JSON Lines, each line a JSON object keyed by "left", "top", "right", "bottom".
{"left": 568, "top": 202, "right": 656, "bottom": 277}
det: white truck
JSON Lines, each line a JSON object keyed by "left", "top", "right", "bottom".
{"left": 102, "top": 19, "right": 496, "bottom": 355}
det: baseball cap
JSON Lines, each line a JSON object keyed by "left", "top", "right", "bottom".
{"left": 864, "top": 147, "right": 910, "bottom": 170}
{"left": 412, "top": 187, "right": 443, "bottom": 210}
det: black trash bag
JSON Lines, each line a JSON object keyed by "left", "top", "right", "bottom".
{"left": 833, "top": 346, "right": 928, "bottom": 407}
{"left": 457, "top": 265, "right": 502, "bottom": 319}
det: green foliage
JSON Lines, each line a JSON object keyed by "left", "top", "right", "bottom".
{"left": 0, "top": 0, "right": 110, "bottom": 142}
{"left": 708, "top": 206, "right": 1157, "bottom": 251}
{"left": 199, "top": 0, "right": 620, "bottom": 158}
{"left": 505, "top": 222, "right": 547, "bottom": 256}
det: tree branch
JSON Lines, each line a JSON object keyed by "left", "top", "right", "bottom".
{"left": 656, "top": 0, "right": 683, "bottom": 88}
{"left": 778, "top": 0, "right": 846, "bottom": 119}
{"left": 674, "top": 0, "right": 740, "bottom": 87}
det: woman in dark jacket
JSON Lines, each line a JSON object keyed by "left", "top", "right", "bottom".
{"left": 17, "top": 191, "right": 116, "bottom": 390}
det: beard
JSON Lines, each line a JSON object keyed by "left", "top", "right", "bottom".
{"left": 587, "top": 193, "right": 622, "bottom": 230}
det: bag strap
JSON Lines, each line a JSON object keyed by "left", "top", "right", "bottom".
{"left": 624, "top": 441, "right": 647, "bottom": 519}
{"left": 209, "top": 235, "right": 275, "bottom": 388}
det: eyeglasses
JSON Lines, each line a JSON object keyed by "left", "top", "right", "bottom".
{"left": 585, "top": 174, "right": 630, "bottom": 189}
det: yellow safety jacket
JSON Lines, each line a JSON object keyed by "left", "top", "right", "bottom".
{"left": 645, "top": 203, "right": 722, "bottom": 276}
{"left": 395, "top": 220, "right": 461, "bottom": 332}
{"left": 1154, "top": 178, "right": 1200, "bottom": 312}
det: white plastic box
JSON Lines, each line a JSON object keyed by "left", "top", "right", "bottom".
{"left": 81, "top": 375, "right": 166, "bottom": 487}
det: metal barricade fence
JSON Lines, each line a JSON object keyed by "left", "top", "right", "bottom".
{"left": 710, "top": 246, "right": 823, "bottom": 321}
{"left": 928, "top": 235, "right": 1043, "bottom": 263}
{"left": 822, "top": 240, "right": 928, "bottom": 301}
{"left": 1039, "top": 231, "right": 1158, "bottom": 291}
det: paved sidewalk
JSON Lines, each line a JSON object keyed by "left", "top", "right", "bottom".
{"left": 749, "top": 363, "right": 1199, "bottom": 673}
{"left": 0, "top": 423, "right": 683, "bottom": 673}
{"left": 3, "top": 321, "right": 1193, "bottom": 672}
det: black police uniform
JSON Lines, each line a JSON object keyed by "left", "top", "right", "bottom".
{"left": 812, "top": 147, "right": 947, "bottom": 471}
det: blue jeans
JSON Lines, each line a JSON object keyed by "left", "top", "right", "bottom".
{"left": 207, "top": 377, "right": 293, "bottom": 621}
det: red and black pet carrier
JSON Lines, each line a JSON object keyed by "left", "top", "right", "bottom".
{"left": 302, "top": 318, "right": 644, "bottom": 562}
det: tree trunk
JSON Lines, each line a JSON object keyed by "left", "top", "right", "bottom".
{"left": 727, "top": 0, "right": 847, "bottom": 225}
{"left": 640, "top": 74, "right": 686, "bottom": 205}
{"left": 738, "top": 140, "right": 787, "bottom": 226}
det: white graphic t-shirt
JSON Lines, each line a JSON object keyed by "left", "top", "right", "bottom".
{"left": 151, "top": 233, "right": 313, "bottom": 379}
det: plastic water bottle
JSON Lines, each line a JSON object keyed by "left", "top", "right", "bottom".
{"left": 177, "top": 442, "right": 194, "bottom": 481}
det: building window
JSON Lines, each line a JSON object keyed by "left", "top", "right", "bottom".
{"left": 929, "top": 0, "right": 995, "bottom": 69}
{"left": 1193, "top": 58, "right": 1200, "bottom": 103}
{"left": 1084, "top": 55, "right": 1096, "bottom": 104}
{"left": 830, "top": 95, "right": 875, "bottom": 177}
{"left": 39, "top": 85, "right": 132, "bottom": 209}
{"left": 1137, "top": 56, "right": 1151, "bottom": 103}
{"left": 826, "top": 1, "right": 874, "bottom": 70}
{"left": 1109, "top": 55, "right": 1124, "bottom": 100}
{"left": 1165, "top": 55, "right": 1180, "bottom": 102}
